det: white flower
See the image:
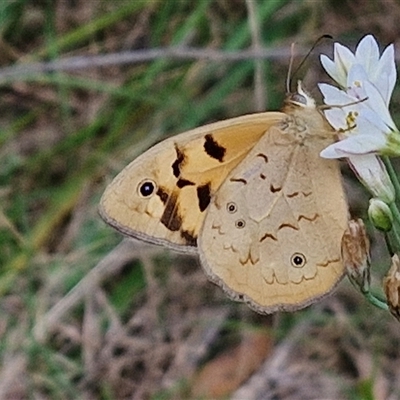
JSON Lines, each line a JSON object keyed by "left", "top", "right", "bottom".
{"left": 319, "top": 35, "right": 400, "bottom": 158}
{"left": 319, "top": 75, "right": 400, "bottom": 158}
{"left": 320, "top": 34, "right": 396, "bottom": 104}
{"left": 319, "top": 35, "right": 400, "bottom": 203}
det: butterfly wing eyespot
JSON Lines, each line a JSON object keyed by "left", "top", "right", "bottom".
{"left": 226, "top": 202, "right": 237, "bottom": 213}
{"left": 291, "top": 253, "right": 306, "bottom": 268}
{"left": 235, "top": 219, "right": 246, "bottom": 229}
{"left": 138, "top": 179, "right": 157, "bottom": 198}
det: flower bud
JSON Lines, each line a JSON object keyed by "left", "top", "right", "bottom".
{"left": 368, "top": 198, "right": 393, "bottom": 232}
{"left": 385, "top": 130, "right": 400, "bottom": 157}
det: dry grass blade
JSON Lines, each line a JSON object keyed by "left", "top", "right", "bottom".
{"left": 33, "top": 239, "right": 162, "bottom": 342}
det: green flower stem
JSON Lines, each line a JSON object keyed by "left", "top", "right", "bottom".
{"left": 384, "top": 232, "right": 395, "bottom": 255}
{"left": 363, "top": 292, "right": 389, "bottom": 310}
{"left": 388, "top": 202, "right": 400, "bottom": 253}
{"left": 381, "top": 157, "right": 400, "bottom": 253}
{"left": 389, "top": 228, "right": 400, "bottom": 254}
{"left": 383, "top": 156, "right": 400, "bottom": 205}
{"left": 348, "top": 274, "right": 388, "bottom": 310}
{"left": 389, "top": 201, "right": 400, "bottom": 225}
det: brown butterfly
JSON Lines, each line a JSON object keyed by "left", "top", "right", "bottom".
{"left": 99, "top": 82, "right": 349, "bottom": 313}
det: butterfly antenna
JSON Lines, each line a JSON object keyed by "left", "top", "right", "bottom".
{"left": 289, "top": 34, "right": 333, "bottom": 90}
{"left": 286, "top": 42, "right": 296, "bottom": 94}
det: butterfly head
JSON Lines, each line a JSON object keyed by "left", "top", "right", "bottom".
{"left": 282, "top": 80, "right": 336, "bottom": 139}
{"left": 284, "top": 81, "right": 316, "bottom": 110}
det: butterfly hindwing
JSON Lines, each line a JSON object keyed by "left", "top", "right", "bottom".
{"left": 198, "top": 109, "right": 349, "bottom": 313}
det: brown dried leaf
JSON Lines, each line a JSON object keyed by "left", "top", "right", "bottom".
{"left": 190, "top": 329, "right": 273, "bottom": 399}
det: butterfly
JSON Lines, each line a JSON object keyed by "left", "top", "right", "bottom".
{"left": 99, "top": 82, "right": 349, "bottom": 314}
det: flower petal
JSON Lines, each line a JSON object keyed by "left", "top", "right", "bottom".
{"left": 362, "top": 80, "right": 396, "bottom": 128}
{"left": 320, "top": 144, "right": 340, "bottom": 158}
{"left": 347, "top": 64, "right": 369, "bottom": 91}
{"left": 319, "top": 82, "right": 351, "bottom": 104}
{"left": 348, "top": 155, "right": 395, "bottom": 203}
{"left": 373, "top": 44, "right": 396, "bottom": 103}
{"left": 355, "top": 35, "right": 379, "bottom": 71}
{"left": 320, "top": 133, "right": 387, "bottom": 158}
{"left": 356, "top": 112, "right": 389, "bottom": 136}
{"left": 320, "top": 55, "right": 341, "bottom": 85}
{"left": 320, "top": 43, "right": 356, "bottom": 87}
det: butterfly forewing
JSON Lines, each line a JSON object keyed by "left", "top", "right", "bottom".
{"left": 99, "top": 112, "right": 284, "bottom": 253}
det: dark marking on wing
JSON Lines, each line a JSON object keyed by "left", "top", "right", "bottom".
{"left": 204, "top": 134, "right": 226, "bottom": 162}
{"left": 270, "top": 184, "right": 281, "bottom": 193}
{"left": 257, "top": 153, "right": 269, "bottom": 163}
{"left": 260, "top": 232, "right": 278, "bottom": 242}
{"left": 230, "top": 177, "right": 247, "bottom": 185}
{"left": 172, "top": 145, "right": 185, "bottom": 178}
{"left": 160, "top": 192, "right": 182, "bottom": 231}
{"left": 181, "top": 230, "right": 197, "bottom": 246}
{"left": 287, "top": 191, "right": 312, "bottom": 198}
{"left": 298, "top": 213, "right": 319, "bottom": 222}
{"left": 177, "top": 178, "right": 195, "bottom": 188}
{"left": 260, "top": 173, "right": 266, "bottom": 180}
{"left": 278, "top": 223, "right": 299, "bottom": 231}
{"left": 156, "top": 187, "right": 169, "bottom": 204}
{"left": 197, "top": 183, "right": 211, "bottom": 212}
